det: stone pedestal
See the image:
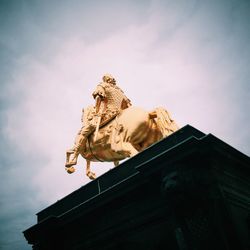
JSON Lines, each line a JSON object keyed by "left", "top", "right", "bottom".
{"left": 23, "top": 125, "right": 250, "bottom": 250}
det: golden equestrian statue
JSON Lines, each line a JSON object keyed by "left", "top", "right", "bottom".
{"left": 65, "top": 74, "right": 179, "bottom": 180}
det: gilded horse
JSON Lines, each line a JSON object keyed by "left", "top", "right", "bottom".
{"left": 65, "top": 106, "right": 178, "bottom": 180}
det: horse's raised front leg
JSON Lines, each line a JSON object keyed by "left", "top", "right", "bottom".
{"left": 114, "top": 161, "right": 119, "bottom": 167}
{"left": 65, "top": 149, "right": 76, "bottom": 174}
{"left": 66, "top": 166, "right": 76, "bottom": 174}
{"left": 86, "top": 159, "right": 96, "bottom": 180}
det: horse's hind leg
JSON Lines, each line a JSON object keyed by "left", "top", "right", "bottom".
{"left": 123, "top": 142, "right": 138, "bottom": 157}
{"left": 86, "top": 160, "right": 96, "bottom": 180}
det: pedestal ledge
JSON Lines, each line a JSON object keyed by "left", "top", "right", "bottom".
{"left": 23, "top": 125, "right": 250, "bottom": 250}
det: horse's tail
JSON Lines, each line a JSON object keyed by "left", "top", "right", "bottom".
{"left": 150, "top": 107, "right": 179, "bottom": 137}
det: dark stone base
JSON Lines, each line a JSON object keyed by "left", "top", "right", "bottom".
{"left": 23, "top": 125, "right": 250, "bottom": 250}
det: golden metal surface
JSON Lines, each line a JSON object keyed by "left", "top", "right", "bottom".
{"left": 65, "top": 75, "right": 178, "bottom": 180}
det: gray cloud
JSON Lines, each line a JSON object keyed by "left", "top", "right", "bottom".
{"left": 0, "top": 0, "right": 250, "bottom": 249}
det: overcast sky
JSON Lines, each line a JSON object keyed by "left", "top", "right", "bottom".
{"left": 0, "top": 0, "right": 249, "bottom": 249}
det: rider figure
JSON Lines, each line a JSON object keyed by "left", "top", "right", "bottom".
{"left": 66, "top": 74, "right": 132, "bottom": 167}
